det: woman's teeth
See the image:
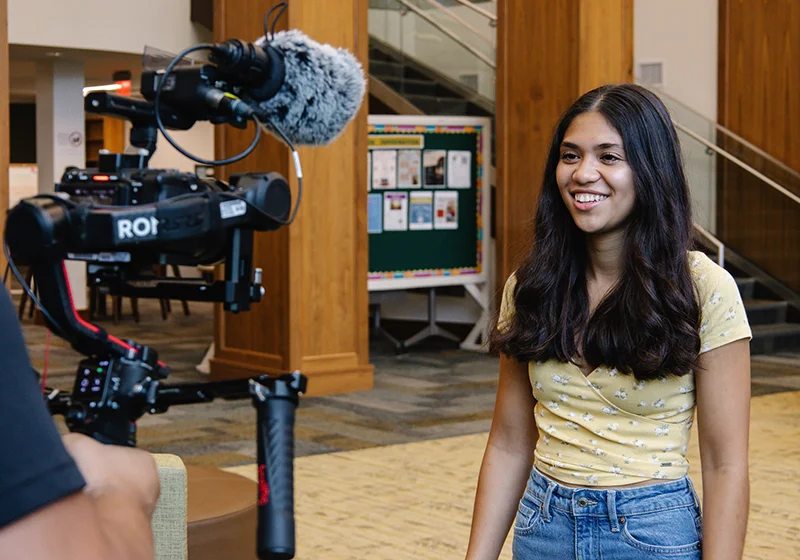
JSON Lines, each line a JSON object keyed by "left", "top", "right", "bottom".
{"left": 575, "top": 193, "right": 608, "bottom": 203}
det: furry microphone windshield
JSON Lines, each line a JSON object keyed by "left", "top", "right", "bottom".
{"left": 256, "top": 30, "right": 367, "bottom": 146}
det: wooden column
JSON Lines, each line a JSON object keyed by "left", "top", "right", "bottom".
{"left": 495, "top": 0, "right": 633, "bottom": 284}
{"left": 717, "top": 0, "right": 800, "bottom": 291}
{"left": 210, "top": 0, "right": 373, "bottom": 396}
{"left": 0, "top": 0, "right": 8, "bottom": 277}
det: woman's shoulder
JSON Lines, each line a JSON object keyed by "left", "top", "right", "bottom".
{"left": 687, "top": 250, "right": 736, "bottom": 293}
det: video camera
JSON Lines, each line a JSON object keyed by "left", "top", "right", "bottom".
{"left": 2, "top": 3, "right": 364, "bottom": 558}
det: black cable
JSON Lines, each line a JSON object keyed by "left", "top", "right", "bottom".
{"left": 3, "top": 241, "right": 67, "bottom": 338}
{"left": 265, "top": 2, "right": 288, "bottom": 41}
{"left": 153, "top": 44, "right": 262, "bottom": 167}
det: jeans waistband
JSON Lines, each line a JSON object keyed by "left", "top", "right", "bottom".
{"left": 527, "top": 468, "right": 700, "bottom": 526}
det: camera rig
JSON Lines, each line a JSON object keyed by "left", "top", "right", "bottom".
{"left": 4, "top": 9, "right": 308, "bottom": 558}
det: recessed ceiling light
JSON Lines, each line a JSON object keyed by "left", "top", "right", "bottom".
{"left": 45, "top": 51, "right": 62, "bottom": 57}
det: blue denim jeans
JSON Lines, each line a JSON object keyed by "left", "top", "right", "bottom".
{"left": 512, "top": 469, "right": 703, "bottom": 559}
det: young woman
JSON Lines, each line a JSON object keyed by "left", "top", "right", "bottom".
{"left": 465, "top": 84, "right": 751, "bottom": 560}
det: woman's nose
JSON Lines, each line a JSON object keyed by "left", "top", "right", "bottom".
{"left": 573, "top": 157, "right": 600, "bottom": 184}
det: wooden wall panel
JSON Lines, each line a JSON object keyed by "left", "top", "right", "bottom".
{"left": 211, "top": 0, "right": 372, "bottom": 395}
{"left": 718, "top": 0, "right": 800, "bottom": 291}
{"left": 0, "top": 0, "right": 8, "bottom": 277}
{"left": 496, "top": 0, "right": 633, "bottom": 285}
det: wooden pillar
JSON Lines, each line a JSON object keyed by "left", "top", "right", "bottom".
{"left": 210, "top": 0, "right": 373, "bottom": 396}
{"left": 495, "top": 0, "right": 633, "bottom": 283}
{"left": 0, "top": 0, "right": 8, "bottom": 277}
{"left": 717, "top": 0, "right": 800, "bottom": 291}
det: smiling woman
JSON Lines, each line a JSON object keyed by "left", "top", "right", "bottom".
{"left": 465, "top": 84, "right": 753, "bottom": 560}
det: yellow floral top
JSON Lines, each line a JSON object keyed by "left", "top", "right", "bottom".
{"left": 498, "top": 251, "right": 752, "bottom": 486}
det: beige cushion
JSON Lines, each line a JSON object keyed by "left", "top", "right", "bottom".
{"left": 152, "top": 454, "right": 188, "bottom": 560}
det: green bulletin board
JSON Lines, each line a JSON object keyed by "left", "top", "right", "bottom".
{"left": 367, "top": 116, "right": 491, "bottom": 291}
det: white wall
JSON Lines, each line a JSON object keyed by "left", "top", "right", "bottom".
{"left": 634, "top": 0, "right": 717, "bottom": 119}
{"left": 8, "top": 0, "right": 211, "bottom": 55}
{"left": 634, "top": 0, "right": 719, "bottom": 232}
{"left": 144, "top": 123, "right": 216, "bottom": 173}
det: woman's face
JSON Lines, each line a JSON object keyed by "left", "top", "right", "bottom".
{"left": 556, "top": 111, "right": 636, "bottom": 236}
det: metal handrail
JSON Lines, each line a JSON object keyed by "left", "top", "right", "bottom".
{"left": 648, "top": 85, "right": 800, "bottom": 184}
{"left": 447, "top": 0, "right": 497, "bottom": 23}
{"left": 419, "top": 0, "right": 494, "bottom": 46}
{"left": 674, "top": 120, "right": 800, "bottom": 206}
{"left": 693, "top": 224, "right": 725, "bottom": 268}
{"left": 394, "top": 0, "right": 496, "bottom": 69}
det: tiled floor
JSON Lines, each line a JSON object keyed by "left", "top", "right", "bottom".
{"left": 19, "top": 296, "right": 800, "bottom": 468}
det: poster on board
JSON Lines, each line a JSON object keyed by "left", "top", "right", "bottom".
{"left": 367, "top": 193, "right": 383, "bottom": 233}
{"left": 434, "top": 191, "right": 458, "bottom": 230}
{"left": 447, "top": 150, "right": 472, "bottom": 188}
{"left": 398, "top": 149, "right": 422, "bottom": 188}
{"left": 371, "top": 150, "right": 397, "bottom": 189}
{"left": 383, "top": 192, "right": 408, "bottom": 231}
{"left": 408, "top": 191, "right": 433, "bottom": 230}
{"left": 423, "top": 150, "right": 446, "bottom": 188}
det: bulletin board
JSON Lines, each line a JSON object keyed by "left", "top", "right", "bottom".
{"left": 367, "top": 116, "right": 491, "bottom": 292}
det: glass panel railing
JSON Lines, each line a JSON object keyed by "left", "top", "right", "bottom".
{"left": 673, "top": 110, "right": 800, "bottom": 293}
{"left": 368, "top": 0, "right": 496, "bottom": 109}
{"left": 653, "top": 86, "right": 800, "bottom": 229}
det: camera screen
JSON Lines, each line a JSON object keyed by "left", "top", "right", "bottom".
{"left": 67, "top": 186, "right": 117, "bottom": 206}
{"left": 72, "top": 360, "right": 111, "bottom": 403}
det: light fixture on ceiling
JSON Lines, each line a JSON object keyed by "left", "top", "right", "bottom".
{"left": 44, "top": 51, "right": 62, "bottom": 57}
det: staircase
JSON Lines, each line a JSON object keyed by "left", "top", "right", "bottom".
{"left": 368, "top": 37, "right": 494, "bottom": 118}
{"left": 733, "top": 273, "right": 800, "bottom": 355}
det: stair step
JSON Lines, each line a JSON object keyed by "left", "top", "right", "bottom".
{"left": 405, "top": 94, "right": 469, "bottom": 115}
{"left": 369, "top": 60, "right": 404, "bottom": 79}
{"left": 368, "top": 48, "right": 398, "bottom": 64}
{"left": 379, "top": 76, "right": 440, "bottom": 96}
{"left": 743, "top": 299, "right": 789, "bottom": 325}
{"left": 735, "top": 277, "right": 757, "bottom": 299}
{"left": 750, "top": 323, "right": 800, "bottom": 355}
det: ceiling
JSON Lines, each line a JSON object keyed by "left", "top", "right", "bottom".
{"left": 9, "top": 44, "right": 144, "bottom": 103}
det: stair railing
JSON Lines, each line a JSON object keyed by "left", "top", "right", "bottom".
{"left": 392, "top": 0, "right": 496, "bottom": 69}
{"left": 447, "top": 0, "right": 497, "bottom": 25}
{"left": 418, "top": 0, "right": 494, "bottom": 46}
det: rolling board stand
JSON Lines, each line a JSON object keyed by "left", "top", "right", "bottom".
{"left": 399, "top": 287, "right": 460, "bottom": 350}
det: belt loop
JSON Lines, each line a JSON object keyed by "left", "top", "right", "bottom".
{"left": 607, "top": 490, "right": 620, "bottom": 533}
{"left": 686, "top": 477, "right": 702, "bottom": 510}
{"left": 541, "top": 482, "right": 556, "bottom": 523}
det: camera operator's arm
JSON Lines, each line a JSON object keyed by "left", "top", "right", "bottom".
{"left": 0, "top": 287, "right": 159, "bottom": 560}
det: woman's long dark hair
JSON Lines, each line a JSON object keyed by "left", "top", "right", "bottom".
{"left": 491, "top": 84, "right": 701, "bottom": 380}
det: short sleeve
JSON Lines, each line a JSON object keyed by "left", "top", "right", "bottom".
{"left": 697, "top": 261, "right": 752, "bottom": 354}
{"left": 496, "top": 273, "right": 518, "bottom": 334}
{"left": 0, "top": 287, "right": 86, "bottom": 528}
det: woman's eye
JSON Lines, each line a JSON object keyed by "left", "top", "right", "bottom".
{"left": 560, "top": 153, "right": 578, "bottom": 162}
{"left": 601, "top": 154, "right": 621, "bottom": 163}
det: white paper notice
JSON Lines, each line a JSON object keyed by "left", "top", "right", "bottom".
{"left": 434, "top": 191, "right": 458, "bottom": 230}
{"left": 383, "top": 192, "right": 408, "bottom": 231}
{"left": 398, "top": 150, "right": 422, "bottom": 188}
{"left": 447, "top": 150, "right": 472, "bottom": 188}
{"left": 372, "top": 150, "right": 397, "bottom": 189}
{"left": 409, "top": 191, "right": 433, "bottom": 230}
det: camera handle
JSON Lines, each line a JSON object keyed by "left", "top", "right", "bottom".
{"left": 47, "top": 371, "right": 308, "bottom": 560}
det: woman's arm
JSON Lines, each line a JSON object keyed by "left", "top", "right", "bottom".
{"left": 465, "top": 354, "right": 538, "bottom": 560}
{"left": 695, "top": 338, "right": 751, "bottom": 560}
